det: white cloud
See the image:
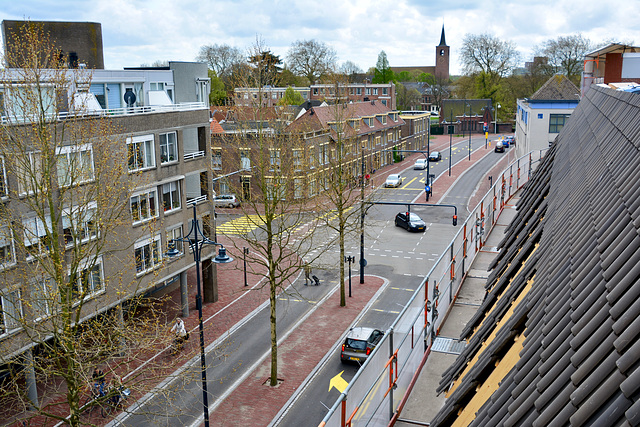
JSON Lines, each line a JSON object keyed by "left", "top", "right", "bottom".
{"left": 1, "top": 0, "right": 639, "bottom": 74}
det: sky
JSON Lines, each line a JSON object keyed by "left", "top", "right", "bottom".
{"left": 2, "top": 0, "right": 640, "bottom": 76}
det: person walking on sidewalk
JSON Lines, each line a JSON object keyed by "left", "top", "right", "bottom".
{"left": 304, "top": 263, "right": 312, "bottom": 286}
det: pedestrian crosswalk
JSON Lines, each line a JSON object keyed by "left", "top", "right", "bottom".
{"left": 216, "top": 215, "right": 264, "bottom": 235}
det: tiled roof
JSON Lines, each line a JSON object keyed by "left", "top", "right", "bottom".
{"left": 530, "top": 74, "right": 580, "bottom": 101}
{"left": 431, "top": 86, "right": 640, "bottom": 426}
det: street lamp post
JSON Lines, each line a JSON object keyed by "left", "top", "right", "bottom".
{"left": 360, "top": 142, "right": 366, "bottom": 284}
{"left": 449, "top": 109, "right": 453, "bottom": 176}
{"left": 167, "top": 204, "right": 234, "bottom": 427}
{"left": 495, "top": 103, "right": 501, "bottom": 134}
{"left": 468, "top": 103, "right": 472, "bottom": 161}
{"left": 243, "top": 247, "right": 249, "bottom": 287}
{"left": 345, "top": 255, "right": 355, "bottom": 297}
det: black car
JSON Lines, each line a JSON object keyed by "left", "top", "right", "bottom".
{"left": 340, "top": 327, "right": 385, "bottom": 364}
{"left": 428, "top": 151, "right": 442, "bottom": 161}
{"left": 395, "top": 212, "right": 426, "bottom": 232}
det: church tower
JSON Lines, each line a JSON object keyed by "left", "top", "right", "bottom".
{"left": 435, "top": 25, "right": 450, "bottom": 80}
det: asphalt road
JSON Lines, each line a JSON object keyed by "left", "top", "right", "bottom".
{"left": 272, "top": 136, "right": 505, "bottom": 426}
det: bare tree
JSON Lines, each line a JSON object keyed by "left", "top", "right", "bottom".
{"left": 0, "top": 23, "right": 180, "bottom": 426}
{"left": 220, "top": 40, "right": 321, "bottom": 387}
{"left": 339, "top": 60, "right": 363, "bottom": 77}
{"left": 535, "top": 34, "right": 593, "bottom": 87}
{"left": 195, "top": 43, "right": 245, "bottom": 78}
{"left": 286, "top": 39, "right": 337, "bottom": 85}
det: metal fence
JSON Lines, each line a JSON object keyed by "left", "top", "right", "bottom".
{"left": 320, "top": 149, "right": 547, "bottom": 427}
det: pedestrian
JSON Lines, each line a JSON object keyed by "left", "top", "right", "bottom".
{"left": 170, "top": 317, "right": 188, "bottom": 351}
{"left": 304, "top": 263, "right": 311, "bottom": 286}
{"left": 425, "top": 184, "right": 431, "bottom": 201}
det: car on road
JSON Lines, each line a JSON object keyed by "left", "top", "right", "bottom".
{"left": 504, "top": 135, "right": 515, "bottom": 146}
{"left": 213, "top": 194, "right": 240, "bottom": 208}
{"left": 413, "top": 158, "right": 427, "bottom": 170}
{"left": 495, "top": 141, "right": 505, "bottom": 153}
{"left": 340, "top": 327, "right": 385, "bottom": 364}
{"left": 395, "top": 212, "right": 426, "bottom": 232}
{"left": 384, "top": 174, "right": 404, "bottom": 188}
{"left": 501, "top": 137, "right": 509, "bottom": 148}
{"left": 428, "top": 151, "right": 442, "bottom": 161}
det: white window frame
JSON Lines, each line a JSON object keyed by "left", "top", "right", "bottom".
{"left": 56, "top": 144, "right": 95, "bottom": 187}
{"left": 135, "top": 235, "right": 162, "bottom": 276}
{"left": 72, "top": 257, "right": 105, "bottom": 300}
{"left": 0, "top": 225, "right": 15, "bottom": 270}
{"left": 130, "top": 188, "right": 159, "bottom": 224}
{"left": 32, "top": 276, "right": 59, "bottom": 320}
{"left": 162, "top": 181, "right": 181, "bottom": 213}
{"left": 159, "top": 131, "right": 178, "bottom": 164}
{"left": 63, "top": 202, "right": 98, "bottom": 247}
{"left": 0, "top": 157, "right": 7, "bottom": 198}
{"left": 166, "top": 225, "right": 184, "bottom": 257}
{"left": 127, "top": 134, "right": 156, "bottom": 172}
{"left": 212, "top": 148, "right": 222, "bottom": 170}
{"left": 0, "top": 288, "right": 22, "bottom": 336}
{"left": 270, "top": 149, "right": 281, "bottom": 169}
{"left": 17, "top": 151, "right": 42, "bottom": 196}
{"left": 23, "top": 215, "right": 53, "bottom": 259}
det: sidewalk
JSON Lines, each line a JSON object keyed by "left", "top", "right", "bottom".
{"left": 149, "top": 133, "right": 508, "bottom": 427}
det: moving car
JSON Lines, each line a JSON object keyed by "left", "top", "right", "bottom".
{"left": 504, "top": 135, "right": 515, "bottom": 146}
{"left": 213, "top": 194, "right": 240, "bottom": 208}
{"left": 395, "top": 212, "right": 426, "bottom": 232}
{"left": 340, "top": 327, "right": 385, "bottom": 364}
{"left": 494, "top": 141, "right": 505, "bottom": 153}
{"left": 502, "top": 137, "right": 509, "bottom": 148}
{"left": 428, "top": 151, "right": 442, "bottom": 161}
{"left": 384, "top": 174, "right": 404, "bottom": 188}
{"left": 413, "top": 158, "right": 427, "bottom": 170}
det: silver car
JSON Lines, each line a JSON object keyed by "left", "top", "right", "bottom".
{"left": 413, "top": 158, "right": 427, "bottom": 170}
{"left": 384, "top": 174, "right": 404, "bottom": 188}
{"left": 340, "top": 327, "right": 385, "bottom": 364}
{"left": 213, "top": 194, "right": 240, "bottom": 208}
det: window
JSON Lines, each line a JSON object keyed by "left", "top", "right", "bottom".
{"left": 212, "top": 149, "right": 222, "bottom": 170}
{"left": 23, "top": 216, "right": 52, "bottom": 258}
{"left": 0, "top": 288, "right": 22, "bottom": 335}
{"left": 320, "top": 144, "right": 329, "bottom": 165}
{"left": 377, "top": 115, "right": 387, "bottom": 125}
{"left": 17, "top": 152, "right": 42, "bottom": 195}
{"left": 56, "top": 144, "right": 94, "bottom": 187}
{"left": 270, "top": 149, "right": 281, "bottom": 169}
{"left": 159, "top": 132, "right": 178, "bottom": 163}
{"left": 127, "top": 135, "right": 156, "bottom": 172}
{"left": 166, "top": 225, "right": 183, "bottom": 256}
{"left": 356, "top": 88, "right": 362, "bottom": 95}
{"left": 364, "top": 117, "right": 374, "bottom": 127}
{"left": 372, "top": 88, "right": 378, "bottom": 95}
{"left": 381, "top": 99, "right": 387, "bottom": 106}
{"left": 293, "top": 149, "right": 303, "bottom": 170}
{"left": 32, "top": 277, "right": 58, "bottom": 319}
{"left": 549, "top": 114, "right": 569, "bottom": 133}
{"left": 162, "top": 182, "right": 181, "bottom": 212}
{"left": 135, "top": 235, "right": 162, "bottom": 275}
{"left": 240, "top": 149, "right": 251, "bottom": 170}
{"left": 313, "top": 88, "right": 318, "bottom": 95}
{"left": 63, "top": 203, "right": 98, "bottom": 246}
{"left": 294, "top": 178, "right": 303, "bottom": 199}
{"left": 0, "top": 225, "right": 15, "bottom": 268}
{"left": 130, "top": 189, "right": 158, "bottom": 223}
{"left": 0, "top": 158, "right": 7, "bottom": 198}
{"left": 366, "top": 88, "right": 371, "bottom": 95}
{"left": 73, "top": 260, "right": 104, "bottom": 298}
{"left": 382, "top": 87, "right": 388, "bottom": 95}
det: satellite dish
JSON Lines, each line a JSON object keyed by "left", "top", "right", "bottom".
{"left": 124, "top": 89, "right": 136, "bottom": 107}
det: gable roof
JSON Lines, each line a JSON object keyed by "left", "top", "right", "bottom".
{"left": 431, "top": 86, "right": 640, "bottom": 426}
{"left": 529, "top": 74, "right": 580, "bottom": 101}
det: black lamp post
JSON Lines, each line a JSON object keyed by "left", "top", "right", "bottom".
{"left": 449, "top": 109, "right": 453, "bottom": 176}
{"left": 360, "top": 141, "right": 366, "bottom": 284}
{"left": 243, "top": 247, "right": 249, "bottom": 287}
{"left": 468, "top": 102, "right": 472, "bottom": 161}
{"left": 167, "top": 203, "right": 233, "bottom": 427}
{"left": 345, "top": 256, "right": 355, "bottom": 297}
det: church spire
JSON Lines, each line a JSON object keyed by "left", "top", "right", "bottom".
{"left": 438, "top": 24, "right": 447, "bottom": 47}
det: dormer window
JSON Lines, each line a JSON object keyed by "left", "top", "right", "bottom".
{"left": 363, "top": 117, "right": 374, "bottom": 127}
{"left": 377, "top": 115, "right": 387, "bottom": 125}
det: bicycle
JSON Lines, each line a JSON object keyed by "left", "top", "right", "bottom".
{"left": 101, "top": 384, "right": 131, "bottom": 418}
{"left": 82, "top": 380, "right": 106, "bottom": 415}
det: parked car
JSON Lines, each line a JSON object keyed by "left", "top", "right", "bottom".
{"left": 413, "top": 158, "right": 427, "bottom": 170}
{"left": 395, "top": 212, "right": 426, "bottom": 232}
{"left": 495, "top": 141, "right": 505, "bottom": 153}
{"left": 213, "top": 194, "right": 240, "bottom": 208}
{"left": 340, "top": 327, "right": 385, "bottom": 364}
{"left": 428, "top": 151, "right": 442, "bottom": 161}
{"left": 384, "top": 174, "right": 404, "bottom": 188}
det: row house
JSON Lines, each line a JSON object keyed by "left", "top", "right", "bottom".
{"left": 234, "top": 86, "right": 310, "bottom": 107}
{"left": 309, "top": 83, "right": 396, "bottom": 110}
{"left": 0, "top": 62, "right": 215, "bottom": 406}
{"left": 211, "top": 100, "right": 405, "bottom": 200}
